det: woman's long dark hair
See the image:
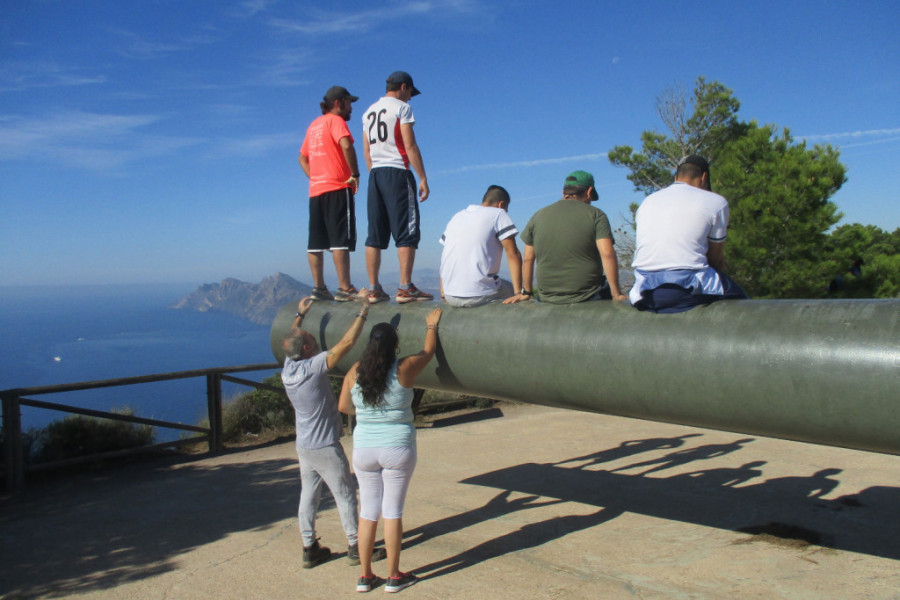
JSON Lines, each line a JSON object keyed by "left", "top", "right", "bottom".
{"left": 356, "top": 322, "right": 399, "bottom": 407}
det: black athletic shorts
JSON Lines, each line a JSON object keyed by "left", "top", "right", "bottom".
{"left": 308, "top": 188, "right": 356, "bottom": 252}
{"left": 365, "top": 167, "right": 420, "bottom": 249}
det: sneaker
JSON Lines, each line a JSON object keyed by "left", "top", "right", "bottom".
{"left": 384, "top": 571, "right": 417, "bottom": 593}
{"left": 311, "top": 287, "right": 334, "bottom": 301}
{"left": 395, "top": 283, "right": 433, "bottom": 304}
{"left": 356, "top": 574, "right": 384, "bottom": 593}
{"left": 302, "top": 540, "right": 331, "bottom": 569}
{"left": 367, "top": 288, "right": 391, "bottom": 304}
{"left": 334, "top": 286, "right": 359, "bottom": 302}
{"left": 348, "top": 544, "right": 387, "bottom": 565}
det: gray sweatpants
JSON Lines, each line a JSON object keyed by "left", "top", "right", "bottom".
{"left": 296, "top": 442, "right": 358, "bottom": 547}
{"left": 443, "top": 279, "right": 515, "bottom": 308}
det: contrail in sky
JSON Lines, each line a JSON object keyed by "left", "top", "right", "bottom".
{"left": 443, "top": 153, "right": 607, "bottom": 174}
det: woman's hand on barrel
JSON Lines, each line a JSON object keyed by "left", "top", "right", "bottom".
{"left": 425, "top": 307, "right": 442, "bottom": 329}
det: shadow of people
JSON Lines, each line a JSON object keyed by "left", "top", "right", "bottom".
{"left": 317, "top": 312, "right": 332, "bottom": 349}
{"left": 459, "top": 458, "right": 900, "bottom": 560}
{"left": 403, "top": 490, "right": 564, "bottom": 550}
{"left": 833, "top": 485, "right": 900, "bottom": 512}
{"left": 553, "top": 434, "right": 704, "bottom": 468}
{"left": 433, "top": 333, "right": 462, "bottom": 388}
{"left": 414, "top": 507, "right": 622, "bottom": 580}
{"left": 610, "top": 438, "right": 755, "bottom": 476}
{"left": 668, "top": 461, "right": 767, "bottom": 490}
{"left": 740, "top": 468, "right": 843, "bottom": 501}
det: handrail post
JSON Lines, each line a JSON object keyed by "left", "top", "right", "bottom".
{"left": 2, "top": 394, "right": 25, "bottom": 492}
{"left": 206, "top": 374, "right": 224, "bottom": 454}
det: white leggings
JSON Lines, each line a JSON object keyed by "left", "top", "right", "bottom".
{"left": 352, "top": 445, "right": 417, "bottom": 521}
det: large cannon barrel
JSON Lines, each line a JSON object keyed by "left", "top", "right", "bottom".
{"left": 271, "top": 299, "right": 900, "bottom": 455}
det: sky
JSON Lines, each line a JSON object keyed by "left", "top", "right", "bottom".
{"left": 1, "top": 0, "right": 898, "bottom": 288}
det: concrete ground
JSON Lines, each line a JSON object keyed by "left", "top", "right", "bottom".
{"left": 1, "top": 403, "right": 898, "bottom": 600}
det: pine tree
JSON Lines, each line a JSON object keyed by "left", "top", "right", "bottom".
{"left": 609, "top": 77, "right": 847, "bottom": 298}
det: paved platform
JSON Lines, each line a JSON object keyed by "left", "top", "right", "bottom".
{"left": 2, "top": 403, "right": 899, "bottom": 599}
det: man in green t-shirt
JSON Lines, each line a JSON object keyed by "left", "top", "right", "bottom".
{"left": 520, "top": 170, "right": 626, "bottom": 304}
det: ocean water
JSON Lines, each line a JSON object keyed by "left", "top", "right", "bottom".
{"left": 0, "top": 284, "right": 277, "bottom": 439}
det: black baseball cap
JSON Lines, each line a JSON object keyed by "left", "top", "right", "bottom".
{"left": 386, "top": 71, "right": 421, "bottom": 96}
{"left": 323, "top": 86, "right": 359, "bottom": 104}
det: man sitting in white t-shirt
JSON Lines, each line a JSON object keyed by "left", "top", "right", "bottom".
{"left": 439, "top": 185, "right": 531, "bottom": 307}
{"left": 629, "top": 155, "right": 748, "bottom": 313}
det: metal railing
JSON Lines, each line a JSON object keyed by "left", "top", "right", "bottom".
{"left": 1, "top": 362, "right": 280, "bottom": 492}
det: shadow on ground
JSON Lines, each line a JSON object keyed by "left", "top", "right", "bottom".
{"left": 445, "top": 434, "right": 900, "bottom": 568}
{"left": 2, "top": 432, "right": 898, "bottom": 597}
{"left": 0, "top": 448, "right": 302, "bottom": 598}
{"left": 429, "top": 407, "right": 504, "bottom": 428}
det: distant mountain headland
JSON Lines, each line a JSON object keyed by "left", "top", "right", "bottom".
{"left": 171, "top": 273, "right": 312, "bottom": 325}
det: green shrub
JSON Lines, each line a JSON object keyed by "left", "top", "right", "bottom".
{"left": 30, "top": 407, "right": 156, "bottom": 464}
{"left": 221, "top": 374, "right": 295, "bottom": 442}
{"left": 330, "top": 374, "right": 344, "bottom": 399}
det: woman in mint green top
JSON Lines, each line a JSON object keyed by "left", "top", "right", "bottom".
{"left": 339, "top": 307, "right": 442, "bottom": 593}
{"left": 350, "top": 358, "right": 416, "bottom": 448}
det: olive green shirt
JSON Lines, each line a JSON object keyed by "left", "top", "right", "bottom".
{"left": 521, "top": 199, "right": 614, "bottom": 304}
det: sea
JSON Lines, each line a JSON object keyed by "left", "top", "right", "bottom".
{"left": 0, "top": 284, "right": 277, "bottom": 441}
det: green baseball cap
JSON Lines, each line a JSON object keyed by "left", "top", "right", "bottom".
{"left": 563, "top": 170, "right": 599, "bottom": 201}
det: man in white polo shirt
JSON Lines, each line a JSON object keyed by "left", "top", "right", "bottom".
{"left": 629, "top": 155, "right": 748, "bottom": 313}
{"left": 439, "top": 185, "right": 530, "bottom": 307}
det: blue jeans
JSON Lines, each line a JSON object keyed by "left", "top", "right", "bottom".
{"left": 632, "top": 269, "right": 749, "bottom": 314}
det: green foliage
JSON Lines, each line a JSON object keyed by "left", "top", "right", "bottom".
{"left": 330, "top": 374, "right": 344, "bottom": 399}
{"left": 714, "top": 124, "right": 845, "bottom": 297}
{"left": 29, "top": 408, "right": 155, "bottom": 464}
{"left": 221, "top": 374, "right": 295, "bottom": 442}
{"left": 682, "top": 78, "right": 744, "bottom": 157}
{"left": 607, "top": 131, "right": 678, "bottom": 195}
{"left": 609, "top": 77, "right": 852, "bottom": 299}
{"left": 609, "top": 78, "right": 745, "bottom": 195}
{"left": 825, "top": 224, "right": 900, "bottom": 298}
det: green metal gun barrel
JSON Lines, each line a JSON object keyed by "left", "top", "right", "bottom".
{"left": 271, "top": 299, "right": 900, "bottom": 455}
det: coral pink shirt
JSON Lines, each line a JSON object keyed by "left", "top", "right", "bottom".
{"left": 300, "top": 113, "right": 353, "bottom": 197}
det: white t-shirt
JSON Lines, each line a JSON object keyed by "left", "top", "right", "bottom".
{"left": 632, "top": 182, "right": 729, "bottom": 272}
{"left": 439, "top": 205, "right": 518, "bottom": 297}
{"left": 362, "top": 96, "right": 415, "bottom": 170}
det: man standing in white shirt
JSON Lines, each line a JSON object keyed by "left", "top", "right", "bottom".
{"left": 439, "top": 185, "right": 530, "bottom": 307}
{"left": 629, "top": 155, "right": 748, "bottom": 313}
{"left": 362, "top": 71, "right": 433, "bottom": 305}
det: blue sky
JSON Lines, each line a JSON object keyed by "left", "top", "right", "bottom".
{"left": 2, "top": 0, "right": 898, "bottom": 287}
